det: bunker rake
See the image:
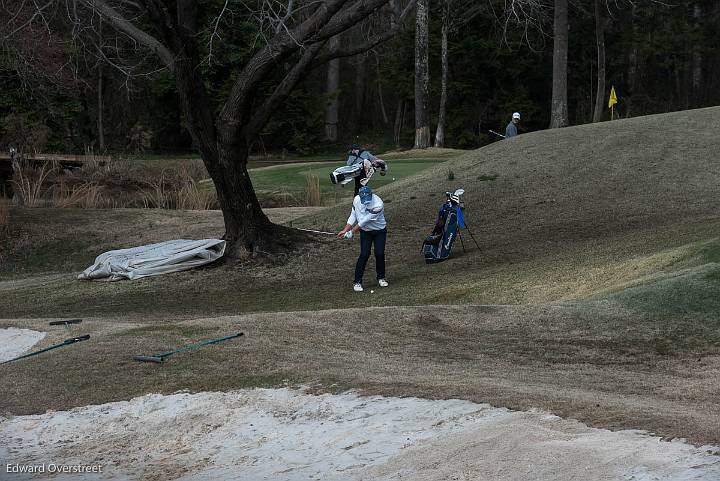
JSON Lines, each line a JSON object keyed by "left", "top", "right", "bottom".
{"left": 133, "top": 332, "right": 244, "bottom": 363}
{"left": 1, "top": 335, "right": 91, "bottom": 365}
{"left": 49, "top": 319, "right": 83, "bottom": 330}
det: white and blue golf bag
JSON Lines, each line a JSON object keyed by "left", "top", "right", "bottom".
{"left": 329, "top": 158, "right": 387, "bottom": 186}
{"left": 422, "top": 190, "right": 467, "bottom": 263}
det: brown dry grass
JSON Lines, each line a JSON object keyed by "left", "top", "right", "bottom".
{"left": 1, "top": 306, "right": 718, "bottom": 445}
{"left": 175, "top": 179, "right": 217, "bottom": 210}
{"left": 0, "top": 197, "right": 9, "bottom": 262}
{"left": 51, "top": 182, "right": 111, "bottom": 208}
{"left": 305, "top": 174, "right": 322, "bottom": 206}
{"left": 139, "top": 171, "right": 218, "bottom": 210}
{"left": 0, "top": 197, "right": 9, "bottom": 235}
{"left": 10, "top": 160, "right": 55, "bottom": 207}
{"left": 7, "top": 158, "right": 221, "bottom": 210}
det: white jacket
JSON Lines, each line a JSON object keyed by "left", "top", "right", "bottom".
{"left": 347, "top": 194, "right": 386, "bottom": 231}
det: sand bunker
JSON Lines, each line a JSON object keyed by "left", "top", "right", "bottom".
{"left": 1, "top": 388, "right": 718, "bottom": 481}
{"left": 0, "top": 328, "right": 46, "bottom": 363}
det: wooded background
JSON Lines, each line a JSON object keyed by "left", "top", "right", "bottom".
{"left": 2, "top": 0, "right": 718, "bottom": 156}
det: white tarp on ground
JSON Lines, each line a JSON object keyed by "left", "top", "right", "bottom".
{"left": 78, "top": 239, "right": 225, "bottom": 281}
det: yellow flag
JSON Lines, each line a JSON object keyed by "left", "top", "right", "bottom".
{"left": 608, "top": 86, "right": 618, "bottom": 109}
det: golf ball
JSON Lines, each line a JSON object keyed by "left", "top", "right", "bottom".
{"left": 392, "top": 177, "right": 396, "bottom": 180}
{"left": 370, "top": 290, "right": 374, "bottom": 294}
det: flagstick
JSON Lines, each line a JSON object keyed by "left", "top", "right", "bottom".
{"left": 611, "top": 105, "right": 614, "bottom": 120}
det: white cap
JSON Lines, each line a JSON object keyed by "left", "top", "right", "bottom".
{"left": 512, "top": 112, "right": 521, "bottom": 120}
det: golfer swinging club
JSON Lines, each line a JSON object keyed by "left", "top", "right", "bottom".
{"left": 338, "top": 185, "right": 389, "bottom": 292}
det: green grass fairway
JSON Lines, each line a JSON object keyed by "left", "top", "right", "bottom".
{"left": 249, "top": 157, "right": 449, "bottom": 202}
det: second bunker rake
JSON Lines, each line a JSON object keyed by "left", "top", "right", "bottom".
{"left": 133, "top": 332, "right": 244, "bottom": 363}
{"left": 1, "top": 335, "right": 90, "bottom": 365}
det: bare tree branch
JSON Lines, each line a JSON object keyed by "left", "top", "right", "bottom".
{"left": 205, "top": 0, "right": 230, "bottom": 65}
{"left": 243, "top": 40, "right": 326, "bottom": 139}
{"left": 1, "top": 0, "right": 53, "bottom": 40}
{"left": 218, "top": 0, "right": 351, "bottom": 128}
{"left": 310, "top": 0, "right": 416, "bottom": 67}
{"left": 78, "top": 0, "right": 175, "bottom": 67}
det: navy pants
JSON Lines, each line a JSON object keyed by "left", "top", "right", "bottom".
{"left": 354, "top": 228, "right": 387, "bottom": 284}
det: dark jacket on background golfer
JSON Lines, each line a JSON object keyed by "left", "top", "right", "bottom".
{"left": 338, "top": 186, "right": 388, "bottom": 291}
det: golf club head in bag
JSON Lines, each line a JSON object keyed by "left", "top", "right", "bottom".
{"left": 445, "top": 188, "right": 465, "bottom": 206}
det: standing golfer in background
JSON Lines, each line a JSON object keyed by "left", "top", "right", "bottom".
{"left": 337, "top": 185, "right": 389, "bottom": 292}
{"left": 505, "top": 112, "right": 521, "bottom": 138}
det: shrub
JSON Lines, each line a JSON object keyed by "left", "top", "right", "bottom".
{"left": 11, "top": 160, "right": 55, "bottom": 207}
{"left": 52, "top": 181, "right": 110, "bottom": 208}
{"left": 175, "top": 178, "right": 218, "bottom": 210}
{"left": 140, "top": 170, "right": 218, "bottom": 210}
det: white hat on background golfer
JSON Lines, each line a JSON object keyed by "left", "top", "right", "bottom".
{"left": 512, "top": 112, "right": 521, "bottom": 120}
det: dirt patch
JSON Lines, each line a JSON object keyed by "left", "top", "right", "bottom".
{"left": 1, "top": 388, "right": 717, "bottom": 481}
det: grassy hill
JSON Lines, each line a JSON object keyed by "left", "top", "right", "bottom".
{"left": 2, "top": 108, "right": 720, "bottom": 443}
{"left": 4, "top": 108, "right": 720, "bottom": 314}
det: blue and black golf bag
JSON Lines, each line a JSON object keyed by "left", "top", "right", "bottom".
{"left": 422, "top": 192, "right": 467, "bottom": 263}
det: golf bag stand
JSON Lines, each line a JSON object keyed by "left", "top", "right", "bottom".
{"left": 457, "top": 230, "right": 467, "bottom": 253}
{"left": 462, "top": 224, "right": 481, "bottom": 250}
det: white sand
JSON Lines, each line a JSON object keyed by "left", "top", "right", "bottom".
{"left": 0, "top": 388, "right": 718, "bottom": 481}
{"left": 0, "top": 327, "right": 46, "bottom": 362}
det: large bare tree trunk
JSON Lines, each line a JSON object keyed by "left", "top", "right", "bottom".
{"left": 414, "top": 0, "right": 431, "bottom": 148}
{"left": 691, "top": 3, "right": 703, "bottom": 107}
{"left": 550, "top": 0, "right": 569, "bottom": 128}
{"left": 354, "top": 53, "right": 367, "bottom": 130}
{"left": 626, "top": 5, "right": 638, "bottom": 117}
{"left": 97, "top": 68, "right": 105, "bottom": 150}
{"left": 434, "top": 0, "right": 449, "bottom": 147}
{"left": 375, "top": 52, "right": 389, "bottom": 125}
{"left": 394, "top": 98, "right": 405, "bottom": 148}
{"left": 97, "top": 19, "right": 105, "bottom": 150}
{"left": 211, "top": 141, "right": 273, "bottom": 258}
{"left": 592, "top": 0, "right": 606, "bottom": 123}
{"left": 324, "top": 35, "right": 340, "bottom": 141}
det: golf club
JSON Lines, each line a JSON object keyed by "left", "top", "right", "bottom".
{"left": 293, "top": 227, "right": 337, "bottom": 236}
{"left": 488, "top": 129, "right": 506, "bottom": 139}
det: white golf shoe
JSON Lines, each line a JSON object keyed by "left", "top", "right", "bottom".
{"left": 353, "top": 283, "right": 364, "bottom": 292}
{"left": 378, "top": 279, "right": 389, "bottom": 287}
